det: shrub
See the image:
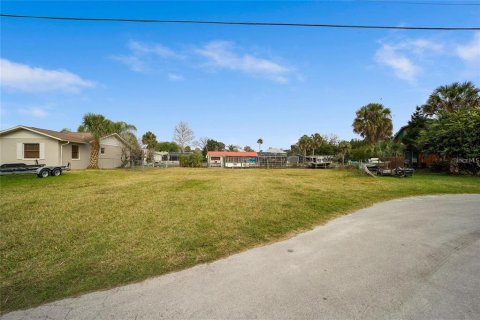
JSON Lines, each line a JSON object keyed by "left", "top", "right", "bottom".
{"left": 430, "top": 160, "right": 449, "bottom": 173}
{"left": 179, "top": 153, "right": 203, "bottom": 168}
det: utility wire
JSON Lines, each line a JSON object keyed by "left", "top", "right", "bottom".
{"left": 347, "top": 0, "right": 480, "bottom": 5}
{"left": 1, "top": 13, "right": 479, "bottom": 31}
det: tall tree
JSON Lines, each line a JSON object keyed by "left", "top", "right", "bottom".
{"left": 257, "top": 138, "right": 263, "bottom": 152}
{"left": 203, "top": 139, "right": 226, "bottom": 157}
{"left": 399, "top": 106, "right": 432, "bottom": 154}
{"left": 193, "top": 137, "right": 209, "bottom": 151}
{"left": 142, "top": 131, "right": 157, "bottom": 162}
{"left": 141, "top": 131, "right": 158, "bottom": 149}
{"left": 298, "top": 135, "right": 312, "bottom": 163}
{"left": 78, "top": 114, "right": 137, "bottom": 168}
{"left": 173, "top": 121, "right": 194, "bottom": 153}
{"left": 78, "top": 113, "right": 115, "bottom": 169}
{"left": 310, "top": 133, "right": 324, "bottom": 156}
{"left": 113, "top": 121, "right": 138, "bottom": 165}
{"left": 418, "top": 108, "right": 480, "bottom": 173}
{"left": 156, "top": 141, "right": 179, "bottom": 152}
{"left": 243, "top": 146, "right": 254, "bottom": 152}
{"left": 353, "top": 103, "right": 393, "bottom": 144}
{"left": 337, "top": 141, "right": 352, "bottom": 165}
{"left": 111, "top": 121, "right": 136, "bottom": 148}
{"left": 227, "top": 144, "right": 239, "bottom": 152}
{"left": 422, "top": 81, "right": 480, "bottom": 117}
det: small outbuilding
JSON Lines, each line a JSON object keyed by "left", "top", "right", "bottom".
{"left": 207, "top": 151, "right": 258, "bottom": 168}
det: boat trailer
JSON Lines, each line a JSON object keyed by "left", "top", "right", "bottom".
{"left": 0, "top": 162, "right": 71, "bottom": 178}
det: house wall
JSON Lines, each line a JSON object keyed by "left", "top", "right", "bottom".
{"left": 207, "top": 155, "right": 223, "bottom": 167}
{"left": 98, "top": 136, "right": 128, "bottom": 169}
{"left": 0, "top": 129, "right": 130, "bottom": 169}
{"left": 0, "top": 130, "right": 61, "bottom": 166}
{"left": 61, "top": 143, "right": 90, "bottom": 169}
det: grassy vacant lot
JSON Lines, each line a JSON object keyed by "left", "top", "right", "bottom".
{"left": 1, "top": 168, "right": 479, "bottom": 312}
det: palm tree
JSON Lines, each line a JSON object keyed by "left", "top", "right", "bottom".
{"left": 257, "top": 138, "right": 263, "bottom": 152}
{"left": 78, "top": 113, "right": 136, "bottom": 169}
{"left": 353, "top": 103, "right": 393, "bottom": 145}
{"left": 338, "top": 141, "right": 352, "bottom": 165}
{"left": 78, "top": 114, "right": 114, "bottom": 169}
{"left": 298, "top": 135, "right": 312, "bottom": 164}
{"left": 310, "top": 133, "right": 324, "bottom": 156}
{"left": 141, "top": 131, "right": 157, "bottom": 149}
{"left": 422, "top": 81, "right": 480, "bottom": 117}
{"left": 113, "top": 121, "right": 137, "bottom": 144}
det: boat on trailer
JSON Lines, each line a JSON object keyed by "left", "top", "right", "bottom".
{"left": 0, "top": 162, "right": 70, "bottom": 178}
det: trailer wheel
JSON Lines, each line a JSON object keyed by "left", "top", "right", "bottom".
{"left": 52, "top": 168, "right": 62, "bottom": 177}
{"left": 37, "top": 169, "right": 50, "bottom": 178}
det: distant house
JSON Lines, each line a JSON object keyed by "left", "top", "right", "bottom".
{"left": 258, "top": 148, "right": 288, "bottom": 168}
{"left": 206, "top": 151, "right": 258, "bottom": 168}
{"left": 0, "top": 125, "right": 130, "bottom": 169}
{"left": 394, "top": 125, "right": 441, "bottom": 168}
{"left": 150, "top": 151, "right": 193, "bottom": 167}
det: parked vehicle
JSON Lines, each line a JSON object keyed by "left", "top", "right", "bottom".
{"left": 363, "top": 158, "right": 414, "bottom": 177}
{"left": 0, "top": 162, "right": 70, "bottom": 178}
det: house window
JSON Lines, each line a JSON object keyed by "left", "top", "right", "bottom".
{"left": 24, "top": 143, "right": 40, "bottom": 159}
{"left": 100, "top": 147, "right": 105, "bottom": 155}
{"left": 72, "top": 145, "right": 79, "bottom": 159}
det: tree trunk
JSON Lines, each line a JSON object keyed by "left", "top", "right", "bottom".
{"left": 88, "top": 139, "right": 100, "bottom": 169}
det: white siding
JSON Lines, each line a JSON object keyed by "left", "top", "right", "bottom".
{"left": 39, "top": 143, "right": 45, "bottom": 159}
{"left": 1, "top": 129, "right": 60, "bottom": 165}
{"left": 16, "top": 142, "right": 22, "bottom": 159}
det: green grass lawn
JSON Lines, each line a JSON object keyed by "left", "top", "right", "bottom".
{"left": 1, "top": 168, "right": 479, "bottom": 312}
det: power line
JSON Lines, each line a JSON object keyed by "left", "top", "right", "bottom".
{"left": 355, "top": 0, "right": 480, "bottom": 5}
{"left": 1, "top": 13, "right": 479, "bottom": 31}
{"left": 312, "top": 0, "right": 480, "bottom": 5}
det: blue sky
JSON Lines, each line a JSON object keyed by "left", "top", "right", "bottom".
{"left": 1, "top": 1, "right": 479, "bottom": 149}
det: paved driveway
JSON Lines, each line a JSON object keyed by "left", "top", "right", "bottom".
{"left": 3, "top": 194, "right": 480, "bottom": 320}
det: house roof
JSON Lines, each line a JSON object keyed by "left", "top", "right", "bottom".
{"left": 0, "top": 125, "right": 129, "bottom": 146}
{"left": 393, "top": 125, "right": 409, "bottom": 141}
{"left": 27, "top": 126, "right": 93, "bottom": 143}
{"left": 264, "top": 147, "right": 286, "bottom": 154}
{"left": 207, "top": 151, "right": 258, "bottom": 157}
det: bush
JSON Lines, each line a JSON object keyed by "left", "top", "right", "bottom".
{"left": 430, "top": 160, "right": 449, "bottom": 173}
{"left": 179, "top": 153, "right": 203, "bottom": 168}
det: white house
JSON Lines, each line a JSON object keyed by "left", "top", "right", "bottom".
{"left": 0, "top": 125, "right": 131, "bottom": 169}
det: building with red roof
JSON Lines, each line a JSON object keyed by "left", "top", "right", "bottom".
{"left": 206, "top": 151, "right": 258, "bottom": 168}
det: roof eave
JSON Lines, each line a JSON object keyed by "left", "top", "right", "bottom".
{"left": 0, "top": 125, "right": 88, "bottom": 144}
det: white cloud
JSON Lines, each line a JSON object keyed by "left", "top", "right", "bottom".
{"left": 196, "top": 41, "right": 293, "bottom": 83}
{"left": 456, "top": 32, "right": 480, "bottom": 63}
{"left": 111, "top": 55, "right": 146, "bottom": 72}
{"left": 375, "top": 44, "right": 420, "bottom": 82}
{"left": 168, "top": 73, "right": 184, "bottom": 81}
{"left": 374, "top": 38, "right": 445, "bottom": 82}
{"left": 0, "top": 59, "right": 95, "bottom": 93}
{"left": 113, "top": 40, "right": 181, "bottom": 72}
{"left": 128, "top": 40, "right": 182, "bottom": 59}
{"left": 404, "top": 39, "right": 443, "bottom": 55}
{"left": 17, "top": 106, "right": 48, "bottom": 118}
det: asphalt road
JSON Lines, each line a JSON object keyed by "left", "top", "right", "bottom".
{"left": 3, "top": 194, "right": 480, "bottom": 320}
